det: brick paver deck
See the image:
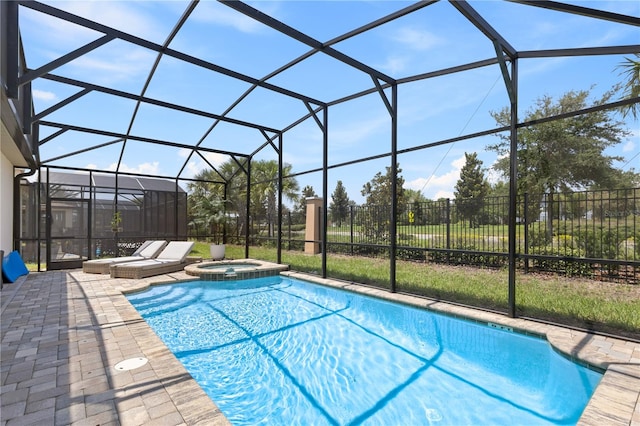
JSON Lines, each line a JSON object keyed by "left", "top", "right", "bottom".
{"left": 1, "top": 269, "right": 638, "bottom": 425}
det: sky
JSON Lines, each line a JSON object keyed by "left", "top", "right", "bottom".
{"left": 19, "top": 0, "right": 640, "bottom": 205}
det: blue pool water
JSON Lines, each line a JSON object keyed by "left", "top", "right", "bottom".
{"left": 127, "top": 276, "right": 602, "bottom": 426}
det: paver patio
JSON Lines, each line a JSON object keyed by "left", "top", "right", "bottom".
{"left": 1, "top": 269, "right": 639, "bottom": 425}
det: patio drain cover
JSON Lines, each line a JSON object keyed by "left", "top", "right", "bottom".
{"left": 114, "top": 357, "right": 148, "bottom": 371}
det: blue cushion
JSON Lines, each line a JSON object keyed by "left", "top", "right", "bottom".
{"left": 2, "top": 251, "right": 29, "bottom": 283}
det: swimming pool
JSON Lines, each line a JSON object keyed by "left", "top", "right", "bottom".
{"left": 126, "top": 276, "right": 602, "bottom": 426}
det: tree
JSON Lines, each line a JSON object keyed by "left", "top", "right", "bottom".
{"left": 359, "top": 164, "right": 405, "bottom": 242}
{"left": 361, "top": 163, "right": 405, "bottom": 206}
{"left": 454, "top": 152, "right": 489, "bottom": 228}
{"left": 187, "top": 168, "right": 227, "bottom": 241}
{"left": 489, "top": 89, "right": 628, "bottom": 195}
{"left": 187, "top": 159, "right": 299, "bottom": 240}
{"left": 402, "top": 189, "right": 428, "bottom": 225}
{"left": 295, "top": 185, "right": 318, "bottom": 214}
{"left": 329, "top": 180, "right": 351, "bottom": 227}
{"left": 616, "top": 53, "right": 640, "bottom": 119}
{"left": 488, "top": 88, "right": 630, "bottom": 235}
{"left": 190, "top": 191, "right": 227, "bottom": 244}
{"left": 249, "top": 160, "right": 299, "bottom": 238}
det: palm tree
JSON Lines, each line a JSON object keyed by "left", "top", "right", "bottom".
{"left": 617, "top": 53, "right": 640, "bottom": 119}
{"left": 187, "top": 169, "right": 226, "bottom": 243}
{"left": 251, "top": 160, "right": 299, "bottom": 238}
{"left": 187, "top": 159, "right": 299, "bottom": 241}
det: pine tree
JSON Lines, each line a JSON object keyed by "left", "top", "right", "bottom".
{"left": 329, "top": 181, "right": 351, "bottom": 226}
{"left": 296, "top": 185, "right": 318, "bottom": 214}
{"left": 454, "top": 152, "right": 489, "bottom": 228}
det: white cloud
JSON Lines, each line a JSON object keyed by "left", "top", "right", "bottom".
{"left": 201, "top": 152, "right": 227, "bottom": 167}
{"left": 193, "top": 1, "right": 265, "bottom": 33}
{"left": 106, "top": 162, "right": 160, "bottom": 175}
{"left": 405, "top": 155, "right": 465, "bottom": 200}
{"left": 32, "top": 89, "right": 58, "bottom": 103}
{"left": 377, "top": 27, "right": 443, "bottom": 75}
{"left": 32, "top": 1, "right": 165, "bottom": 44}
{"left": 21, "top": 2, "right": 162, "bottom": 84}
{"left": 179, "top": 150, "right": 228, "bottom": 178}
{"left": 486, "top": 167, "right": 503, "bottom": 186}
{"left": 329, "top": 115, "right": 389, "bottom": 149}
{"left": 622, "top": 140, "right": 636, "bottom": 153}
{"left": 379, "top": 55, "right": 409, "bottom": 75}
{"left": 70, "top": 48, "right": 156, "bottom": 84}
{"left": 392, "top": 27, "right": 442, "bottom": 51}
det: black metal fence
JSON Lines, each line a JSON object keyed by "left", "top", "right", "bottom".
{"left": 265, "top": 188, "right": 639, "bottom": 283}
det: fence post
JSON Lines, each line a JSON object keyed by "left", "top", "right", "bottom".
{"left": 524, "top": 192, "right": 529, "bottom": 274}
{"left": 287, "top": 211, "right": 292, "bottom": 251}
{"left": 350, "top": 205, "right": 354, "bottom": 256}
{"left": 446, "top": 198, "right": 451, "bottom": 265}
{"left": 305, "top": 197, "right": 323, "bottom": 254}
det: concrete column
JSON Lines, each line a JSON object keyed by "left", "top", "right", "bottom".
{"left": 304, "top": 197, "right": 323, "bottom": 254}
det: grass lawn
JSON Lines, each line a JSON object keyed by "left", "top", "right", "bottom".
{"left": 191, "top": 242, "right": 639, "bottom": 340}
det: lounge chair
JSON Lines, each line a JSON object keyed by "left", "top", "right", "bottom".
{"left": 82, "top": 240, "right": 167, "bottom": 274}
{"left": 109, "top": 241, "right": 195, "bottom": 279}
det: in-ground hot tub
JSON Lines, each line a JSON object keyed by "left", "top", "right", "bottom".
{"left": 184, "top": 259, "right": 289, "bottom": 281}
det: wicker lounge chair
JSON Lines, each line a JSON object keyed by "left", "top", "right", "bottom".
{"left": 82, "top": 240, "right": 167, "bottom": 274}
{"left": 109, "top": 241, "right": 195, "bottom": 279}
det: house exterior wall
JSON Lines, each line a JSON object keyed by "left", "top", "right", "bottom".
{"left": 1, "top": 151, "right": 14, "bottom": 253}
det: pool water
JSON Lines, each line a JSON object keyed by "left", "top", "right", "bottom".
{"left": 127, "top": 277, "right": 602, "bottom": 426}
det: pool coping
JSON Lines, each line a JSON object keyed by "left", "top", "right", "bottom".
{"left": 184, "top": 259, "right": 289, "bottom": 281}
{"left": 1, "top": 267, "right": 638, "bottom": 425}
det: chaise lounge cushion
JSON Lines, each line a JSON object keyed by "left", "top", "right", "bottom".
{"left": 109, "top": 241, "right": 195, "bottom": 279}
{"left": 82, "top": 240, "right": 167, "bottom": 274}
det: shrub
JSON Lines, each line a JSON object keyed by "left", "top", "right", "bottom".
{"left": 528, "top": 246, "right": 592, "bottom": 277}
{"left": 528, "top": 225, "right": 552, "bottom": 247}
{"left": 573, "top": 226, "right": 633, "bottom": 259}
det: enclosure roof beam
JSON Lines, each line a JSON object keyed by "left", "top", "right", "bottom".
{"left": 287, "top": 96, "right": 639, "bottom": 180}
{"left": 38, "top": 120, "right": 250, "bottom": 159}
{"left": 325, "top": 0, "right": 439, "bottom": 46}
{"left": 449, "top": 0, "right": 517, "bottom": 58}
{"left": 17, "top": 35, "right": 114, "bottom": 87}
{"left": 518, "top": 45, "right": 640, "bottom": 59}
{"left": 33, "top": 88, "right": 91, "bottom": 123}
{"left": 41, "top": 138, "right": 123, "bottom": 164}
{"left": 280, "top": 57, "right": 499, "bottom": 138}
{"left": 494, "top": 41, "right": 515, "bottom": 105}
{"left": 41, "top": 163, "right": 214, "bottom": 183}
{"left": 219, "top": 0, "right": 397, "bottom": 85}
{"left": 18, "top": 1, "right": 322, "bottom": 106}
{"left": 517, "top": 97, "right": 640, "bottom": 128}
{"left": 508, "top": 0, "right": 640, "bottom": 26}
{"left": 304, "top": 102, "right": 324, "bottom": 132}
{"left": 39, "top": 73, "right": 281, "bottom": 133}
{"left": 183, "top": 0, "right": 436, "bottom": 162}
{"left": 38, "top": 128, "right": 68, "bottom": 146}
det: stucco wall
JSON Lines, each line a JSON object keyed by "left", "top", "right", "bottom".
{"left": 1, "top": 151, "right": 14, "bottom": 254}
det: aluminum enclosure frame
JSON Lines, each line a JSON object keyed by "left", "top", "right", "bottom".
{"left": 3, "top": 0, "right": 640, "bottom": 317}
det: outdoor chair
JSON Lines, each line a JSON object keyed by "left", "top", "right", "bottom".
{"left": 82, "top": 240, "right": 167, "bottom": 274}
{"left": 109, "top": 241, "right": 196, "bottom": 279}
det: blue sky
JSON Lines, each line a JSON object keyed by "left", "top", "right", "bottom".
{"left": 20, "top": 0, "right": 639, "bottom": 204}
